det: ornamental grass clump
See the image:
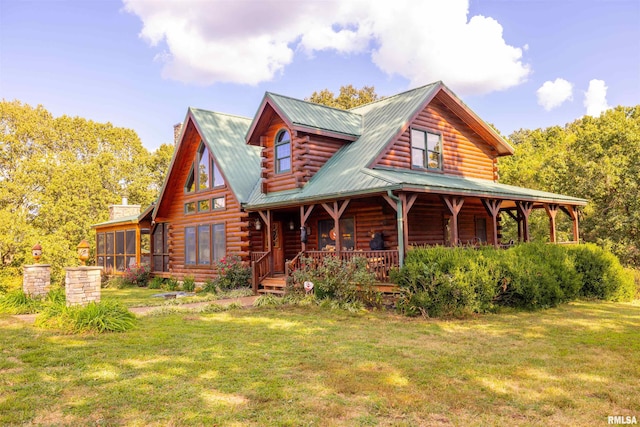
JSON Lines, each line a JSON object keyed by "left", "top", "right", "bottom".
{"left": 36, "top": 300, "right": 136, "bottom": 333}
{"left": 0, "top": 289, "right": 42, "bottom": 314}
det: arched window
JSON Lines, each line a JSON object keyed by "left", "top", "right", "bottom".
{"left": 275, "top": 130, "right": 291, "bottom": 173}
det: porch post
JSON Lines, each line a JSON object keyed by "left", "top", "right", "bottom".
{"left": 442, "top": 196, "right": 464, "bottom": 246}
{"left": 568, "top": 205, "right": 580, "bottom": 243}
{"left": 544, "top": 204, "right": 559, "bottom": 243}
{"left": 321, "top": 200, "right": 350, "bottom": 255}
{"left": 481, "top": 199, "right": 502, "bottom": 248}
{"left": 515, "top": 201, "right": 534, "bottom": 242}
{"left": 300, "top": 205, "right": 315, "bottom": 253}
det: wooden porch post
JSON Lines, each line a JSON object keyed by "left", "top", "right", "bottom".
{"left": 568, "top": 206, "right": 580, "bottom": 243}
{"left": 481, "top": 199, "right": 502, "bottom": 247}
{"left": 515, "top": 201, "right": 534, "bottom": 242}
{"left": 299, "top": 205, "right": 315, "bottom": 253}
{"left": 442, "top": 196, "right": 464, "bottom": 246}
{"left": 544, "top": 204, "right": 559, "bottom": 243}
{"left": 321, "top": 200, "right": 350, "bottom": 254}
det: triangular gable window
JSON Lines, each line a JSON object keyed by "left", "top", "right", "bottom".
{"left": 185, "top": 165, "right": 195, "bottom": 193}
{"left": 185, "top": 140, "right": 224, "bottom": 193}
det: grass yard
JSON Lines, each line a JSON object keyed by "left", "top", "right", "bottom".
{"left": 1, "top": 300, "right": 639, "bottom": 426}
{"left": 100, "top": 286, "right": 252, "bottom": 308}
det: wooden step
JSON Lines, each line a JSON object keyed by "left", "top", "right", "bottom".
{"left": 259, "top": 275, "right": 287, "bottom": 295}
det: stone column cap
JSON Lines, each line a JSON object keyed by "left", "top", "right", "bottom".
{"left": 64, "top": 266, "right": 104, "bottom": 272}
{"left": 24, "top": 264, "right": 52, "bottom": 268}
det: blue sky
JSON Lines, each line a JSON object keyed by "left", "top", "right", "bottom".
{"left": 1, "top": 0, "right": 638, "bottom": 152}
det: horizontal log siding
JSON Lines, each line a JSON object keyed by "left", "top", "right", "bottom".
{"left": 155, "top": 128, "right": 249, "bottom": 283}
{"left": 302, "top": 198, "right": 398, "bottom": 251}
{"left": 407, "top": 196, "right": 495, "bottom": 246}
{"left": 261, "top": 116, "right": 297, "bottom": 193}
{"left": 298, "top": 134, "right": 345, "bottom": 186}
{"left": 377, "top": 96, "right": 498, "bottom": 180}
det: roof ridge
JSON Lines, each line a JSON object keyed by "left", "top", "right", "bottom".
{"left": 266, "top": 91, "right": 363, "bottom": 117}
{"left": 349, "top": 81, "right": 442, "bottom": 111}
{"left": 189, "top": 107, "right": 251, "bottom": 121}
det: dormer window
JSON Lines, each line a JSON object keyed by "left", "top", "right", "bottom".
{"left": 411, "top": 128, "right": 442, "bottom": 170}
{"left": 275, "top": 130, "right": 291, "bottom": 174}
{"left": 186, "top": 141, "right": 225, "bottom": 193}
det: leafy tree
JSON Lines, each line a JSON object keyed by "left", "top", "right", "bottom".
{"left": 500, "top": 106, "right": 640, "bottom": 265}
{"left": 307, "top": 85, "right": 380, "bottom": 109}
{"left": 0, "top": 100, "right": 165, "bottom": 282}
{"left": 149, "top": 143, "right": 174, "bottom": 193}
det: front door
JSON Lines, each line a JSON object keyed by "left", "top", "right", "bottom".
{"left": 272, "top": 221, "right": 285, "bottom": 273}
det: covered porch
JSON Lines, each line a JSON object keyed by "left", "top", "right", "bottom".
{"left": 246, "top": 186, "right": 586, "bottom": 294}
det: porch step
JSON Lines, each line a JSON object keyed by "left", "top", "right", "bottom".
{"left": 258, "top": 275, "right": 287, "bottom": 295}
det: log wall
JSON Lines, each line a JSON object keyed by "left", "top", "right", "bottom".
{"left": 154, "top": 126, "right": 249, "bottom": 283}
{"left": 377, "top": 94, "right": 499, "bottom": 180}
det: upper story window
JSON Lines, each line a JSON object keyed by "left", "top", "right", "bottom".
{"left": 275, "top": 130, "right": 291, "bottom": 174}
{"left": 186, "top": 141, "right": 225, "bottom": 193}
{"left": 411, "top": 129, "right": 442, "bottom": 170}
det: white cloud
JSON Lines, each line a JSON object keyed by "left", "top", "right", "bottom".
{"left": 584, "top": 79, "right": 611, "bottom": 117}
{"left": 123, "top": 0, "right": 531, "bottom": 94}
{"left": 536, "top": 78, "right": 573, "bottom": 111}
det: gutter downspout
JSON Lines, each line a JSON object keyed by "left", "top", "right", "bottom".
{"left": 386, "top": 190, "right": 404, "bottom": 267}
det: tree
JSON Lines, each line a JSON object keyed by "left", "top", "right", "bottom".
{"left": 0, "top": 100, "right": 164, "bottom": 283}
{"left": 306, "top": 85, "right": 380, "bottom": 109}
{"left": 500, "top": 106, "right": 640, "bottom": 265}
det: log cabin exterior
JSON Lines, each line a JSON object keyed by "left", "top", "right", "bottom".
{"left": 98, "top": 81, "right": 587, "bottom": 292}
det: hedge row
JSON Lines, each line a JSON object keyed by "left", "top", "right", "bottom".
{"left": 392, "top": 243, "right": 636, "bottom": 317}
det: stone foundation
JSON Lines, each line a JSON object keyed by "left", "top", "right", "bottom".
{"left": 65, "top": 267, "right": 102, "bottom": 306}
{"left": 23, "top": 264, "right": 51, "bottom": 297}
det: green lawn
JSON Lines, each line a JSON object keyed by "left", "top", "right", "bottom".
{"left": 100, "top": 286, "right": 252, "bottom": 308}
{"left": 1, "top": 301, "right": 639, "bottom": 426}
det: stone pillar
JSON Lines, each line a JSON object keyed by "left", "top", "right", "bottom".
{"left": 65, "top": 267, "right": 102, "bottom": 306}
{"left": 23, "top": 264, "right": 51, "bottom": 297}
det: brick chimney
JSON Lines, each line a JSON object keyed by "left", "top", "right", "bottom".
{"left": 173, "top": 123, "right": 183, "bottom": 145}
{"left": 108, "top": 197, "right": 141, "bottom": 221}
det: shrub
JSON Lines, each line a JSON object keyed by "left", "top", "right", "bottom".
{"left": 213, "top": 256, "right": 251, "bottom": 290}
{"left": 395, "top": 247, "right": 499, "bottom": 317}
{"left": 36, "top": 300, "right": 136, "bottom": 333}
{"left": 393, "top": 242, "right": 634, "bottom": 317}
{"left": 568, "top": 243, "right": 635, "bottom": 301}
{"left": 123, "top": 264, "right": 151, "bottom": 287}
{"left": 148, "top": 276, "right": 164, "bottom": 289}
{"left": 201, "top": 278, "right": 218, "bottom": 294}
{"left": 182, "top": 275, "right": 196, "bottom": 292}
{"left": 163, "top": 278, "right": 180, "bottom": 291}
{"left": 290, "top": 256, "right": 379, "bottom": 306}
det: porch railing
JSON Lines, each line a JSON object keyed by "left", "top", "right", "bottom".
{"left": 289, "top": 250, "right": 399, "bottom": 283}
{"left": 251, "top": 251, "right": 271, "bottom": 294}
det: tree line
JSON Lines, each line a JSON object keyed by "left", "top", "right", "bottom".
{"left": 0, "top": 100, "right": 173, "bottom": 282}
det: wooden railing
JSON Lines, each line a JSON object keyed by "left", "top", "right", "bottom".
{"left": 251, "top": 251, "right": 268, "bottom": 262}
{"left": 286, "top": 251, "right": 303, "bottom": 277}
{"left": 251, "top": 251, "right": 271, "bottom": 294}
{"left": 289, "top": 250, "right": 399, "bottom": 283}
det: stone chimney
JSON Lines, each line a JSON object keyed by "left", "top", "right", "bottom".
{"left": 108, "top": 198, "right": 141, "bottom": 221}
{"left": 173, "top": 122, "right": 183, "bottom": 145}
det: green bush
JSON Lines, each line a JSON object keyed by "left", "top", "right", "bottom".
{"left": 148, "top": 276, "right": 164, "bottom": 289}
{"left": 36, "top": 300, "right": 136, "bottom": 333}
{"left": 568, "top": 243, "right": 635, "bottom": 301}
{"left": 201, "top": 278, "right": 218, "bottom": 294}
{"left": 393, "top": 242, "right": 635, "bottom": 317}
{"left": 182, "top": 275, "right": 196, "bottom": 292}
{"left": 163, "top": 278, "right": 180, "bottom": 291}
{"left": 290, "top": 256, "right": 379, "bottom": 306}
{"left": 395, "top": 247, "right": 499, "bottom": 317}
{"left": 253, "top": 294, "right": 284, "bottom": 307}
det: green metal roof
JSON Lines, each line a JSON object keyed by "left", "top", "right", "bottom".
{"left": 266, "top": 92, "right": 363, "bottom": 138}
{"left": 190, "top": 108, "right": 261, "bottom": 203}
{"left": 91, "top": 214, "right": 139, "bottom": 228}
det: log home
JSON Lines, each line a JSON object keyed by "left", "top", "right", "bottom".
{"left": 96, "top": 81, "right": 587, "bottom": 292}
